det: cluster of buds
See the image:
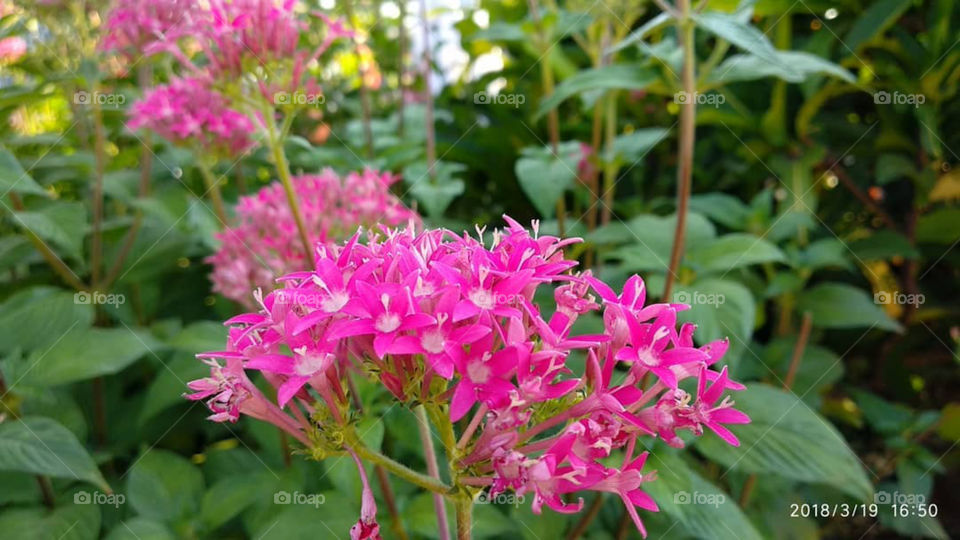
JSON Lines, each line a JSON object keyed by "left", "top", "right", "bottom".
{"left": 206, "top": 169, "right": 419, "bottom": 308}
{"left": 188, "top": 217, "right": 749, "bottom": 537}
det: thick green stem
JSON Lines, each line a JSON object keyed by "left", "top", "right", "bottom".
{"left": 263, "top": 105, "right": 314, "bottom": 261}
{"left": 662, "top": 0, "right": 696, "bottom": 301}
{"left": 353, "top": 444, "right": 452, "bottom": 495}
{"left": 455, "top": 496, "right": 472, "bottom": 540}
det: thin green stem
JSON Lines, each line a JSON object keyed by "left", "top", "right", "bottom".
{"left": 416, "top": 406, "right": 450, "bottom": 540}
{"left": 455, "top": 496, "right": 472, "bottom": 540}
{"left": 7, "top": 194, "right": 87, "bottom": 291}
{"left": 90, "top": 94, "right": 107, "bottom": 287}
{"left": 600, "top": 89, "right": 618, "bottom": 226}
{"left": 196, "top": 161, "right": 229, "bottom": 227}
{"left": 353, "top": 444, "right": 452, "bottom": 495}
{"left": 262, "top": 104, "right": 313, "bottom": 261}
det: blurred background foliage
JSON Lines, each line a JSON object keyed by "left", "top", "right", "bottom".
{"left": 0, "top": 0, "right": 957, "bottom": 538}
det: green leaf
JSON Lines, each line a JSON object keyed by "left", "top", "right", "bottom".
{"left": 167, "top": 321, "right": 227, "bottom": 354}
{"left": 599, "top": 212, "right": 716, "bottom": 270}
{"left": 535, "top": 64, "right": 657, "bottom": 118}
{"left": 876, "top": 153, "right": 917, "bottom": 184}
{"left": 469, "top": 22, "right": 526, "bottom": 42}
{"left": 796, "top": 238, "right": 853, "bottom": 272}
{"left": 760, "top": 338, "right": 844, "bottom": 400}
{"left": 253, "top": 495, "right": 357, "bottom": 539}
{"left": 843, "top": 0, "right": 912, "bottom": 52}
{"left": 139, "top": 354, "right": 209, "bottom": 423}
{"left": 645, "top": 450, "right": 763, "bottom": 540}
{"left": 0, "top": 499, "right": 101, "bottom": 540}
{"left": 849, "top": 230, "right": 920, "bottom": 260}
{"left": 18, "top": 327, "right": 160, "bottom": 387}
{"left": 610, "top": 128, "right": 670, "bottom": 162}
{"left": 200, "top": 472, "right": 274, "bottom": 531}
{"left": 916, "top": 208, "right": 960, "bottom": 243}
{"left": 0, "top": 286, "right": 93, "bottom": 356}
{"left": 607, "top": 12, "right": 672, "bottom": 54}
{"left": 695, "top": 384, "right": 875, "bottom": 500}
{"left": 689, "top": 193, "right": 751, "bottom": 230}
{"left": 709, "top": 51, "right": 854, "bottom": 84}
{"left": 797, "top": 282, "right": 902, "bottom": 332}
{"left": 692, "top": 11, "right": 778, "bottom": 63}
{"left": 126, "top": 450, "right": 203, "bottom": 523}
{"left": 13, "top": 202, "right": 89, "bottom": 261}
{"left": 0, "top": 416, "right": 109, "bottom": 491}
{"left": 686, "top": 233, "right": 786, "bottom": 273}
{"left": 105, "top": 518, "right": 176, "bottom": 540}
{"left": 514, "top": 143, "right": 580, "bottom": 218}
{"left": 851, "top": 389, "right": 914, "bottom": 435}
{"left": 403, "top": 161, "right": 465, "bottom": 218}
{"left": 0, "top": 144, "right": 49, "bottom": 196}
{"left": 675, "top": 278, "right": 756, "bottom": 351}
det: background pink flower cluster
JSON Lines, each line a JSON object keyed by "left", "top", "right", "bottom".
{"left": 189, "top": 217, "right": 750, "bottom": 537}
{"left": 206, "top": 169, "right": 418, "bottom": 307}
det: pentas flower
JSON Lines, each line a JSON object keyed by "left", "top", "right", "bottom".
{"left": 0, "top": 36, "right": 26, "bottom": 63}
{"left": 100, "top": 0, "right": 204, "bottom": 56}
{"left": 128, "top": 77, "right": 255, "bottom": 158}
{"left": 206, "top": 169, "right": 419, "bottom": 308}
{"left": 190, "top": 217, "right": 749, "bottom": 537}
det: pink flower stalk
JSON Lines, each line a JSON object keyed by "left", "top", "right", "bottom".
{"left": 190, "top": 217, "right": 749, "bottom": 537}
{"left": 0, "top": 36, "right": 26, "bottom": 63}
{"left": 100, "top": 0, "right": 205, "bottom": 55}
{"left": 206, "top": 169, "right": 419, "bottom": 307}
{"left": 128, "top": 77, "right": 256, "bottom": 158}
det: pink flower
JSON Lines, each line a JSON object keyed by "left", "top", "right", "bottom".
{"left": 207, "top": 170, "right": 420, "bottom": 308}
{"left": 0, "top": 36, "right": 26, "bottom": 63}
{"left": 192, "top": 217, "right": 750, "bottom": 537}
{"left": 128, "top": 77, "right": 255, "bottom": 158}
{"left": 100, "top": 0, "right": 204, "bottom": 55}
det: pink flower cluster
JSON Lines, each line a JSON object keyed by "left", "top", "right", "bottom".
{"left": 128, "top": 77, "right": 255, "bottom": 157}
{"left": 207, "top": 169, "right": 418, "bottom": 307}
{"left": 188, "top": 217, "right": 749, "bottom": 537}
{"left": 0, "top": 36, "right": 26, "bottom": 63}
{"left": 100, "top": 0, "right": 203, "bottom": 55}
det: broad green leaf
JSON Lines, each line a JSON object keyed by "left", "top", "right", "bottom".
{"left": 610, "top": 128, "right": 670, "bottom": 162}
{"left": 695, "top": 383, "right": 874, "bottom": 500}
{"left": 200, "top": 472, "right": 274, "bottom": 531}
{"left": 0, "top": 235, "right": 34, "bottom": 272}
{"left": 126, "top": 450, "right": 203, "bottom": 523}
{"left": 19, "top": 327, "right": 160, "bottom": 387}
{"left": 645, "top": 450, "right": 763, "bottom": 540}
{"left": 0, "top": 471, "right": 40, "bottom": 504}
{"left": 797, "top": 282, "right": 902, "bottom": 332}
{"left": 599, "top": 212, "right": 716, "bottom": 271}
{"left": 13, "top": 202, "right": 89, "bottom": 261}
{"left": 916, "top": 208, "right": 960, "bottom": 243}
{"left": 535, "top": 64, "right": 657, "bottom": 118}
{"left": 709, "top": 51, "right": 854, "bottom": 84}
{"left": 0, "top": 416, "right": 109, "bottom": 491}
{"left": 686, "top": 233, "right": 786, "bottom": 273}
{"left": 852, "top": 389, "right": 914, "bottom": 435}
{"left": 403, "top": 161, "right": 465, "bottom": 218}
{"left": 0, "top": 287, "right": 93, "bottom": 355}
{"left": 689, "top": 193, "right": 751, "bottom": 230}
{"left": 760, "top": 338, "right": 844, "bottom": 400}
{"left": 405, "top": 492, "right": 513, "bottom": 539}
{"left": 876, "top": 153, "right": 917, "bottom": 184}
{"left": 0, "top": 499, "right": 101, "bottom": 540}
{"left": 849, "top": 230, "right": 919, "bottom": 260}
{"left": 254, "top": 494, "right": 356, "bottom": 539}
{"left": 139, "top": 354, "right": 209, "bottom": 423}
{"left": 105, "top": 518, "right": 176, "bottom": 540}
{"left": 795, "top": 238, "right": 853, "bottom": 272}
{"left": 469, "top": 22, "right": 526, "bottom": 42}
{"left": 843, "top": 0, "right": 912, "bottom": 52}
{"left": 606, "top": 12, "right": 672, "bottom": 54}
{"left": 0, "top": 145, "right": 48, "bottom": 196}
{"left": 692, "top": 11, "right": 778, "bottom": 63}
{"left": 514, "top": 143, "right": 580, "bottom": 218}
{"left": 674, "top": 278, "right": 756, "bottom": 352}
{"left": 167, "top": 321, "right": 228, "bottom": 353}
